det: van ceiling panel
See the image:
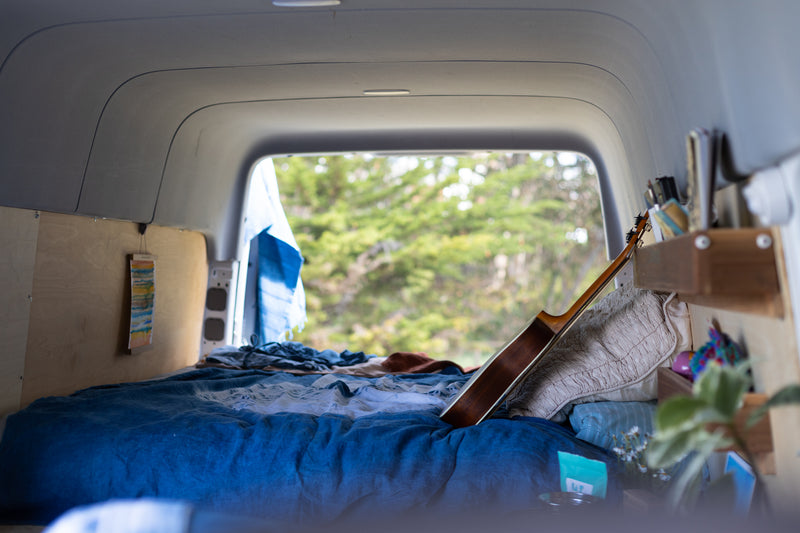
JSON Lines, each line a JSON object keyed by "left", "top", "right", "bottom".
{"left": 2, "top": 1, "right": 800, "bottom": 259}
{"left": 0, "top": 4, "right": 668, "bottom": 217}
{"left": 153, "top": 96, "right": 628, "bottom": 259}
{"left": 78, "top": 61, "right": 650, "bottom": 224}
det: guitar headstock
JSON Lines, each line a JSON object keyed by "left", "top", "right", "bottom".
{"left": 625, "top": 212, "right": 650, "bottom": 243}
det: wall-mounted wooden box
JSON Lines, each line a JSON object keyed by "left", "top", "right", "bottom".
{"left": 634, "top": 228, "right": 782, "bottom": 316}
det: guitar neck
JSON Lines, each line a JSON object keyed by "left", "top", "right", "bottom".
{"left": 540, "top": 215, "right": 647, "bottom": 333}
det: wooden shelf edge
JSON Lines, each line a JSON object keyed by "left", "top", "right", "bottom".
{"left": 676, "top": 292, "right": 784, "bottom": 318}
{"left": 634, "top": 228, "right": 783, "bottom": 317}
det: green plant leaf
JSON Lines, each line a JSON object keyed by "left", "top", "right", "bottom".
{"left": 649, "top": 396, "right": 735, "bottom": 469}
{"left": 747, "top": 383, "right": 800, "bottom": 429}
{"left": 646, "top": 426, "right": 702, "bottom": 468}
{"left": 654, "top": 396, "right": 710, "bottom": 433}
{"left": 664, "top": 429, "right": 731, "bottom": 514}
{"left": 694, "top": 363, "right": 748, "bottom": 420}
{"left": 715, "top": 366, "right": 749, "bottom": 418}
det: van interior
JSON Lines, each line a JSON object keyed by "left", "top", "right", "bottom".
{"left": 1, "top": 1, "right": 799, "bottom": 531}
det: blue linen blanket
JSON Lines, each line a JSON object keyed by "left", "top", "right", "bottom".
{"left": 0, "top": 368, "right": 621, "bottom": 527}
{"left": 204, "top": 341, "right": 374, "bottom": 371}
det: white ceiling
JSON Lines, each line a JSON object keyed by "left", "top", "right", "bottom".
{"left": 1, "top": 1, "right": 799, "bottom": 259}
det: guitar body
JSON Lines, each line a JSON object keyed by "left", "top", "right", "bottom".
{"left": 439, "top": 315, "right": 556, "bottom": 427}
{"left": 440, "top": 214, "right": 649, "bottom": 427}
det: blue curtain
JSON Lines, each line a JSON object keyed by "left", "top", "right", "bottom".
{"left": 244, "top": 160, "right": 306, "bottom": 343}
{"left": 256, "top": 229, "right": 304, "bottom": 343}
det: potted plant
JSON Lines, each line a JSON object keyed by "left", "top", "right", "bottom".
{"left": 646, "top": 361, "right": 800, "bottom": 514}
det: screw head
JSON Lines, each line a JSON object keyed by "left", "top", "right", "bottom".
{"left": 694, "top": 235, "right": 711, "bottom": 250}
{"left": 756, "top": 234, "right": 773, "bottom": 249}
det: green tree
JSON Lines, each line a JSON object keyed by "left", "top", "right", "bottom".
{"left": 275, "top": 152, "right": 606, "bottom": 368}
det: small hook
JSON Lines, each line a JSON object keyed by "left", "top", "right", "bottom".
{"left": 716, "top": 133, "right": 750, "bottom": 183}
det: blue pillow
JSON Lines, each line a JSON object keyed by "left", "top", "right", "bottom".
{"left": 568, "top": 401, "right": 656, "bottom": 450}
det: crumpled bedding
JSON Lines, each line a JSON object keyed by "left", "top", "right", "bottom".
{"left": 200, "top": 341, "right": 374, "bottom": 371}
{"left": 0, "top": 368, "right": 622, "bottom": 527}
{"left": 506, "top": 286, "right": 692, "bottom": 421}
{"left": 200, "top": 344, "right": 468, "bottom": 377}
{"left": 194, "top": 371, "right": 465, "bottom": 418}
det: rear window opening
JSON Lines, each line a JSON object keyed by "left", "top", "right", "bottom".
{"left": 245, "top": 151, "right": 606, "bottom": 369}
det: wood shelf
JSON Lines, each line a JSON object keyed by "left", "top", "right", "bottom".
{"left": 633, "top": 228, "right": 783, "bottom": 316}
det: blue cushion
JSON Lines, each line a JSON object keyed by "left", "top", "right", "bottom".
{"left": 568, "top": 401, "right": 656, "bottom": 450}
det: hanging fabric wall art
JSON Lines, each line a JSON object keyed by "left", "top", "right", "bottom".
{"left": 129, "top": 254, "right": 156, "bottom": 352}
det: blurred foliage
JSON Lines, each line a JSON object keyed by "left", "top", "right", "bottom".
{"left": 647, "top": 361, "right": 800, "bottom": 515}
{"left": 274, "top": 151, "right": 606, "bottom": 368}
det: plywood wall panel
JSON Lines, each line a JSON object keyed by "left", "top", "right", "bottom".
{"left": 688, "top": 302, "right": 800, "bottom": 511}
{"left": 21, "top": 212, "right": 207, "bottom": 406}
{"left": 0, "top": 207, "right": 39, "bottom": 416}
{"left": 685, "top": 232, "right": 800, "bottom": 513}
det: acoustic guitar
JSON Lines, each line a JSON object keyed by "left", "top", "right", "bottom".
{"left": 440, "top": 213, "right": 650, "bottom": 427}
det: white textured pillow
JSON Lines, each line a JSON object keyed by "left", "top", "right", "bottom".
{"left": 506, "top": 285, "right": 691, "bottom": 421}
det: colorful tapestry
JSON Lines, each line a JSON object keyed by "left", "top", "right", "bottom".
{"left": 129, "top": 254, "right": 156, "bottom": 351}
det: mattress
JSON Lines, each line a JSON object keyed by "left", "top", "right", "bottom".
{"left": 0, "top": 367, "right": 623, "bottom": 527}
